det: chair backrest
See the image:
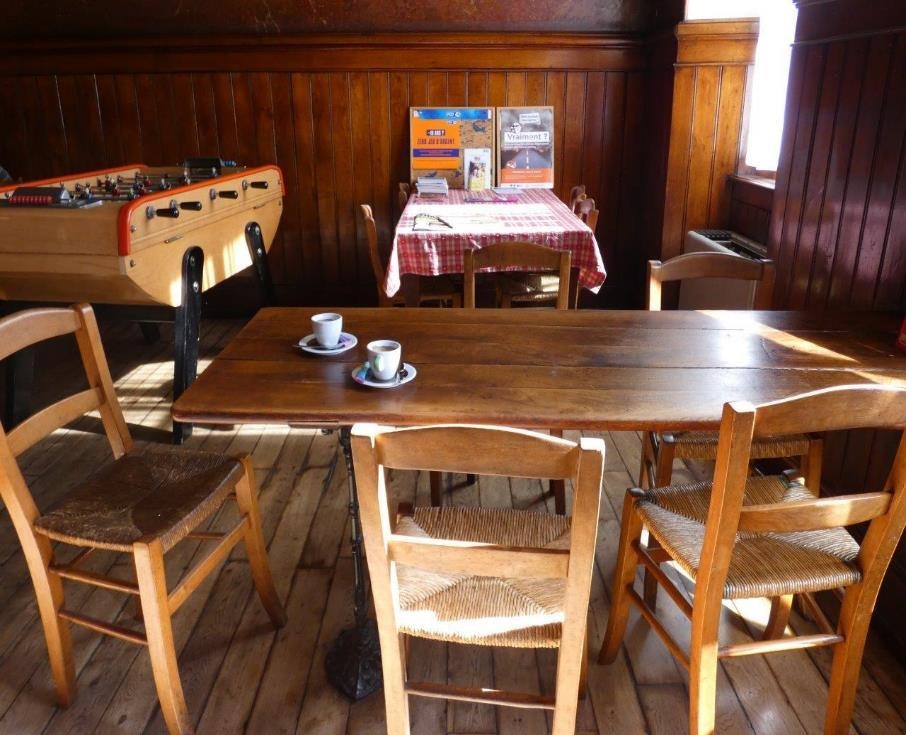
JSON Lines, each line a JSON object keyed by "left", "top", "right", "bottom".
{"left": 350, "top": 422, "right": 605, "bottom": 662}
{"left": 360, "top": 204, "right": 392, "bottom": 307}
{"left": 463, "top": 241, "right": 571, "bottom": 309}
{"left": 0, "top": 305, "right": 132, "bottom": 533}
{"left": 646, "top": 251, "right": 775, "bottom": 311}
{"left": 397, "top": 182, "right": 411, "bottom": 216}
{"left": 568, "top": 185, "right": 586, "bottom": 212}
{"left": 575, "top": 197, "right": 599, "bottom": 233}
{"left": 698, "top": 385, "right": 906, "bottom": 619}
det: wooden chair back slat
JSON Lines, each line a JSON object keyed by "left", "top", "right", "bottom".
{"left": 360, "top": 204, "right": 392, "bottom": 308}
{"left": 372, "top": 424, "right": 580, "bottom": 479}
{"left": 568, "top": 185, "right": 586, "bottom": 212}
{"left": 754, "top": 384, "right": 906, "bottom": 437}
{"left": 464, "top": 241, "right": 571, "bottom": 309}
{"left": 737, "top": 493, "right": 892, "bottom": 534}
{"left": 647, "top": 252, "right": 775, "bottom": 311}
{"left": 0, "top": 308, "right": 80, "bottom": 362}
{"left": 7, "top": 388, "right": 103, "bottom": 457}
{"left": 388, "top": 536, "right": 569, "bottom": 579}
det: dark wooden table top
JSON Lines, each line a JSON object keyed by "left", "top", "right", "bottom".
{"left": 172, "top": 308, "right": 906, "bottom": 431}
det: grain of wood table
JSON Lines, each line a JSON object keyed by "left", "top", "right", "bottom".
{"left": 171, "top": 307, "right": 906, "bottom": 701}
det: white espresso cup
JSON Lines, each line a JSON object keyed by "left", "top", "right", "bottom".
{"left": 311, "top": 312, "right": 343, "bottom": 348}
{"left": 367, "top": 339, "right": 402, "bottom": 381}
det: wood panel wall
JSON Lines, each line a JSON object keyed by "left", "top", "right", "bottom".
{"left": 769, "top": 0, "right": 906, "bottom": 656}
{"left": 659, "top": 20, "right": 758, "bottom": 261}
{"left": 0, "top": 34, "right": 650, "bottom": 308}
{"left": 727, "top": 175, "right": 773, "bottom": 244}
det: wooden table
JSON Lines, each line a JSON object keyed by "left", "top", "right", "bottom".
{"left": 387, "top": 189, "right": 606, "bottom": 306}
{"left": 174, "top": 307, "right": 906, "bottom": 431}
{"left": 171, "top": 307, "right": 906, "bottom": 700}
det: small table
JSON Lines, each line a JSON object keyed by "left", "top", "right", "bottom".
{"left": 386, "top": 189, "right": 606, "bottom": 305}
{"left": 171, "top": 308, "right": 906, "bottom": 700}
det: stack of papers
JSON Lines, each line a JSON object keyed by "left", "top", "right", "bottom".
{"left": 416, "top": 177, "right": 449, "bottom": 196}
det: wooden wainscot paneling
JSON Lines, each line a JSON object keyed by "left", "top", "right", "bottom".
{"left": 768, "top": 0, "right": 906, "bottom": 659}
{"left": 659, "top": 20, "right": 758, "bottom": 262}
{"left": 727, "top": 174, "right": 774, "bottom": 244}
{"left": 0, "top": 33, "right": 649, "bottom": 308}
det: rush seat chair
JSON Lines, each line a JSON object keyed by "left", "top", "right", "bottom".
{"left": 0, "top": 304, "right": 286, "bottom": 735}
{"left": 351, "top": 424, "right": 605, "bottom": 735}
{"left": 599, "top": 385, "right": 906, "bottom": 735}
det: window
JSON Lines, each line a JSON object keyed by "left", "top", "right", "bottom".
{"left": 686, "top": 0, "right": 799, "bottom": 174}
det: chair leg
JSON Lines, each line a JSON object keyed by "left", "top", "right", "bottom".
{"left": 234, "top": 457, "right": 287, "bottom": 628}
{"left": 599, "top": 490, "right": 644, "bottom": 664}
{"left": 688, "top": 634, "right": 720, "bottom": 735}
{"left": 380, "top": 632, "right": 411, "bottom": 735}
{"left": 134, "top": 540, "right": 193, "bottom": 735}
{"left": 763, "top": 594, "right": 793, "bottom": 640}
{"left": 578, "top": 622, "right": 589, "bottom": 699}
{"left": 429, "top": 471, "right": 443, "bottom": 506}
{"left": 643, "top": 439, "right": 676, "bottom": 611}
{"left": 824, "top": 587, "right": 872, "bottom": 735}
{"left": 803, "top": 438, "right": 824, "bottom": 494}
{"left": 28, "top": 535, "right": 75, "bottom": 707}
{"left": 551, "top": 429, "right": 566, "bottom": 514}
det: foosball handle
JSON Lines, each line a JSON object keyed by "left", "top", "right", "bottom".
{"left": 217, "top": 190, "right": 240, "bottom": 199}
{"left": 179, "top": 201, "right": 203, "bottom": 211}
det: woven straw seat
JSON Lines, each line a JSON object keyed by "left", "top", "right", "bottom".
{"left": 35, "top": 447, "right": 243, "bottom": 552}
{"left": 637, "top": 475, "right": 861, "bottom": 599}
{"left": 395, "top": 506, "right": 571, "bottom": 648}
{"left": 663, "top": 430, "right": 811, "bottom": 461}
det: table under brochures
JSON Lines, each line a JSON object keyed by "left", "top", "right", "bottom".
{"left": 386, "top": 188, "right": 606, "bottom": 302}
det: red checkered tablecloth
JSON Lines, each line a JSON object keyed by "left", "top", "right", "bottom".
{"left": 385, "top": 188, "right": 607, "bottom": 297}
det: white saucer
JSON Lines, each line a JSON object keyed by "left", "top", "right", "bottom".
{"left": 297, "top": 332, "right": 358, "bottom": 356}
{"left": 351, "top": 362, "right": 417, "bottom": 389}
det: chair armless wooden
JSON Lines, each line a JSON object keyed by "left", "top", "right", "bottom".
{"left": 0, "top": 304, "right": 285, "bottom": 735}
{"left": 599, "top": 384, "right": 906, "bottom": 735}
{"left": 641, "top": 253, "right": 823, "bottom": 625}
{"left": 397, "top": 182, "right": 411, "bottom": 217}
{"left": 360, "top": 204, "right": 461, "bottom": 308}
{"left": 351, "top": 424, "right": 605, "bottom": 735}
{"left": 463, "top": 240, "right": 571, "bottom": 310}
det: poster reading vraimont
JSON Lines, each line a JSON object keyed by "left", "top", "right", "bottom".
{"left": 497, "top": 106, "right": 554, "bottom": 189}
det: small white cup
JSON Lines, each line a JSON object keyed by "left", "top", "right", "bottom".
{"left": 311, "top": 312, "right": 342, "bottom": 348}
{"left": 367, "top": 339, "right": 402, "bottom": 381}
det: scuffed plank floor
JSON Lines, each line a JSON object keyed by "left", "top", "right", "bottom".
{"left": 0, "top": 316, "right": 903, "bottom": 735}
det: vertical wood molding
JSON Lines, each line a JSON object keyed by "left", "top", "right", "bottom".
{"left": 659, "top": 20, "right": 759, "bottom": 261}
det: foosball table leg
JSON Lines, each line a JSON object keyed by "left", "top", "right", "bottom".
{"left": 245, "top": 222, "right": 277, "bottom": 305}
{"left": 172, "top": 246, "right": 204, "bottom": 444}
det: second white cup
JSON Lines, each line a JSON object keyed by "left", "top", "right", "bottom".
{"left": 367, "top": 339, "right": 402, "bottom": 381}
{"left": 311, "top": 312, "right": 343, "bottom": 348}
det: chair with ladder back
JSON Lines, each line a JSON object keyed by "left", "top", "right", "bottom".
{"left": 0, "top": 304, "right": 286, "bottom": 735}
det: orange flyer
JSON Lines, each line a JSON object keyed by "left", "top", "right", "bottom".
{"left": 410, "top": 113, "right": 462, "bottom": 170}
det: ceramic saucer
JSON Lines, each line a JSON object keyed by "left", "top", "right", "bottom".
{"left": 351, "top": 362, "right": 417, "bottom": 389}
{"left": 296, "top": 332, "right": 358, "bottom": 356}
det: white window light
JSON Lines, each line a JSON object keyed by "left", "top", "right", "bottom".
{"left": 685, "top": 0, "right": 799, "bottom": 174}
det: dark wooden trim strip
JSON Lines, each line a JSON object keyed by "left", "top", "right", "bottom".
{"left": 0, "top": 32, "right": 647, "bottom": 75}
{"left": 795, "top": 0, "right": 906, "bottom": 45}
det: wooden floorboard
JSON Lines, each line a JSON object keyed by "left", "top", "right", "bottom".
{"left": 0, "top": 316, "right": 902, "bottom": 734}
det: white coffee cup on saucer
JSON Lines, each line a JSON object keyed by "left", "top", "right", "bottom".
{"left": 311, "top": 312, "right": 343, "bottom": 348}
{"left": 367, "top": 339, "right": 402, "bottom": 381}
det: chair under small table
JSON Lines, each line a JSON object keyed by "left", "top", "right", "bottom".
{"left": 599, "top": 384, "right": 906, "bottom": 735}
{"left": 361, "top": 204, "right": 461, "bottom": 308}
{"left": 351, "top": 423, "right": 605, "bottom": 735}
{"left": 0, "top": 304, "right": 286, "bottom": 735}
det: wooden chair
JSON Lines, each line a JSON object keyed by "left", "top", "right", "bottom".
{"left": 360, "top": 204, "right": 461, "bottom": 308}
{"left": 599, "top": 384, "right": 906, "bottom": 735}
{"left": 460, "top": 241, "right": 571, "bottom": 512}
{"left": 641, "top": 252, "right": 823, "bottom": 620}
{"left": 464, "top": 240, "right": 571, "bottom": 310}
{"left": 351, "top": 423, "right": 605, "bottom": 735}
{"left": 568, "top": 184, "right": 586, "bottom": 212}
{"left": 0, "top": 304, "right": 286, "bottom": 735}
{"left": 397, "top": 182, "right": 411, "bottom": 218}
{"left": 575, "top": 196, "right": 599, "bottom": 234}
{"left": 641, "top": 252, "right": 821, "bottom": 490}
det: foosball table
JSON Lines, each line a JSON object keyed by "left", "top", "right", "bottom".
{"left": 0, "top": 159, "right": 284, "bottom": 442}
